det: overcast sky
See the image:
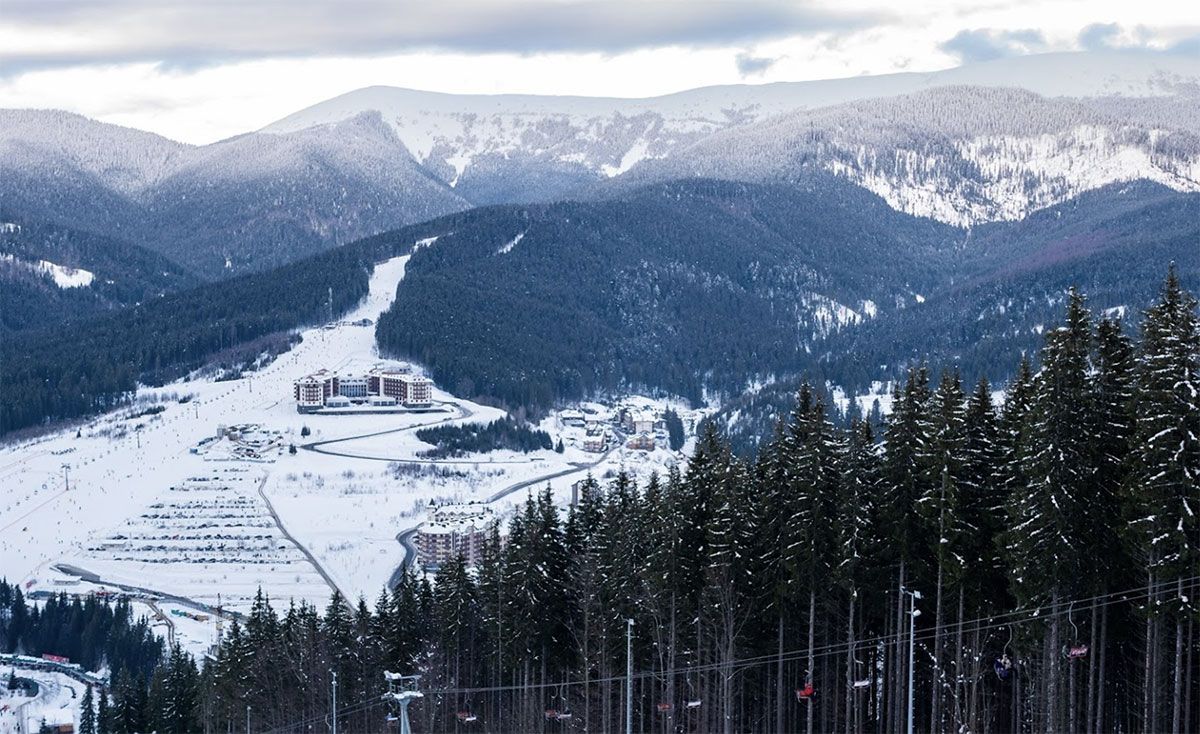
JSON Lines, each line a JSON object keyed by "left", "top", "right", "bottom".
{"left": 2, "top": 0, "right": 1197, "bottom": 144}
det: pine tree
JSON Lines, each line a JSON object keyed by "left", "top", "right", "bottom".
{"left": 96, "top": 686, "right": 110, "bottom": 734}
{"left": 79, "top": 684, "right": 96, "bottom": 734}
{"left": 1125, "top": 267, "right": 1200, "bottom": 734}
{"left": 879, "top": 367, "right": 931, "bottom": 733}
{"left": 1003, "top": 288, "right": 1095, "bottom": 733}
{"left": 916, "top": 370, "right": 969, "bottom": 733}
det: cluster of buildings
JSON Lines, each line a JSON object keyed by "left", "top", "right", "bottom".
{"left": 415, "top": 503, "right": 496, "bottom": 569}
{"left": 293, "top": 366, "right": 433, "bottom": 412}
{"left": 191, "top": 423, "right": 283, "bottom": 461}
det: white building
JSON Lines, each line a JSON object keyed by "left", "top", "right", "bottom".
{"left": 416, "top": 503, "right": 496, "bottom": 568}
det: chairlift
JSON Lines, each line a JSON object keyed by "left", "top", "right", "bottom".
{"left": 1063, "top": 643, "right": 1089, "bottom": 660}
{"left": 993, "top": 625, "right": 1017, "bottom": 681}
{"left": 555, "top": 709, "right": 573, "bottom": 721}
{"left": 686, "top": 698, "right": 702, "bottom": 709}
{"left": 455, "top": 711, "right": 478, "bottom": 723}
{"left": 795, "top": 682, "right": 815, "bottom": 701}
{"left": 544, "top": 709, "right": 559, "bottom": 720}
{"left": 852, "top": 679, "right": 871, "bottom": 689}
{"left": 1063, "top": 603, "right": 1089, "bottom": 660}
{"left": 994, "top": 654, "right": 1014, "bottom": 680}
{"left": 657, "top": 702, "right": 673, "bottom": 713}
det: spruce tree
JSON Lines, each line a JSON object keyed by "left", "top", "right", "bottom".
{"left": 79, "top": 684, "right": 96, "bottom": 734}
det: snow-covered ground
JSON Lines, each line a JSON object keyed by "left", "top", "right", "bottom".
{"left": 0, "top": 667, "right": 82, "bottom": 734}
{"left": 1, "top": 250, "right": 702, "bottom": 618}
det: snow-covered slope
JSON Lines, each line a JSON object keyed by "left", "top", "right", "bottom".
{"left": 3, "top": 50, "right": 1199, "bottom": 273}
{"left": 0, "top": 109, "right": 190, "bottom": 196}
{"left": 260, "top": 51, "right": 1200, "bottom": 207}
{"left": 631, "top": 86, "right": 1200, "bottom": 226}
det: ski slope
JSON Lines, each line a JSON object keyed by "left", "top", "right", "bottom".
{"left": 0, "top": 248, "right": 697, "bottom": 616}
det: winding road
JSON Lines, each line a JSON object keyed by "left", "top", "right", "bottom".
{"left": 387, "top": 441, "right": 619, "bottom": 587}
{"left": 51, "top": 563, "right": 244, "bottom": 621}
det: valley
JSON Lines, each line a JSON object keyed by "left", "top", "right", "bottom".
{"left": 0, "top": 245, "right": 696, "bottom": 661}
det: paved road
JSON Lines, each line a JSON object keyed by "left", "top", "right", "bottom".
{"left": 387, "top": 444, "right": 617, "bottom": 586}
{"left": 51, "top": 563, "right": 244, "bottom": 620}
{"left": 254, "top": 473, "right": 347, "bottom": 600}
{"left": 299, "top": 401, "right": 474, "bottom": 463}
{"left": 146, "top": 599, "right": 177, "bottom": 648}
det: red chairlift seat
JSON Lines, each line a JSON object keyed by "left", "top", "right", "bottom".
{"left": 544, "top": 709, "right": 559, "bottom": 720}
{"left": 795, "top": 683, "right": 815, "bottom": 700}
{"left": 455, "top": 711, "right": 477, "bottom": 723}
{"left": 1064, "top": 643, "right": 1089, "bottom": 660}
{"left": 656, "top": 702, "right": 673, "bottom": 713}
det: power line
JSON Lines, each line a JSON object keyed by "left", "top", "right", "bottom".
{"left": 261, "top": 574, "right": 1198, "bottom": 731}
{"left": 426, "top": 574, "right": 1199, "bottom": 696}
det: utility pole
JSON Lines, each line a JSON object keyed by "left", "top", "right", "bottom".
{"left": 902, "top": 587, "right": 922, "bottom": 734}
{"left": 626, "top": 618, "right": 634, "bottom": 734}
{"left": 62, "top": 464, "right": 70, "bottom": 492}
{"left": 331, "top": 670, "right": 338, "bottom": 734}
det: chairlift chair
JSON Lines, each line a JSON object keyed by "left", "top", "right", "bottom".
{"left": 686, "top": 698, "right": 702, "bottom": 709}
{"left": 795, "top": 682, "right": 815, "bottom": 701}
{"left": 657, "top": 702, "right": 673, "bottom": 713}
{"left": 1063, "top": 603, "right": 1089, "bottom": 660}
{"left": 544, "top": 709, "right": 559, "bottom": 720}
{"left": 1064, "top": 643, "right": 1089, "bottom": 660}
{"left": 555, "top": 709, "right": 573, "bottom": 720}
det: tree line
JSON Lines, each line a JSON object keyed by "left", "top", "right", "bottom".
{"left": 5, "top": 268, "right": 1197, "bottom": 733}
{"left": 195, "top": 268, "right": 1197, "bottom": 733}
{"left": 416, "top": 416, "right": 556, "bottom": 458}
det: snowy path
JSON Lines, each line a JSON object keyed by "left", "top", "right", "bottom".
{"left": 255, "top": 473, "right": 345, "bottom": 599}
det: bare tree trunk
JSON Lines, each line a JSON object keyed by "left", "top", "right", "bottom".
{"left": 777, "top": 613, "right": 785, "bottom": 734}
{"left": 846, "top": 589, "right": 856, "bottom": 734}
{"left": 1095, "top": 602, "right": 1107, "bottom": 734}
{"left": 1171, "top": 578, "right": 1184, "bottom": 734}
{"left": 1047, "top": 589, "right": 1060, "bottom": 734}
{"left": 931, "top": 563, "right": 944, "bottom": 733}
{"left": 1182, "top": 615, "right": 1194, "bottom": 734}
{"left": 1144, "top": 569, "right": 1155, "bottom": 734}
{"left": 1085, "top": 599, "right": 1097, "bottom": 734}
{"left": 892, "top": 563, "right": 907, "bottom": 734}
{"left": 1068, "top": 647, "right": 1077, "bottom": 734}
{"left": 953, "top": 587, "right": 965, "bottom": 734}
{"left": 807, "top": 589, "right": 816, "bottom": 734}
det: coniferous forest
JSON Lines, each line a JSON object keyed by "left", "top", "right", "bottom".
{"left": 4, "top": 269, "right": 1197, "bottom": 734}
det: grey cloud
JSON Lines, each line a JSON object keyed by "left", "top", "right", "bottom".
{"left": 736, "top": 52, "right": 781, "bottom": 76}
{"left": 939, "top": 28, "right": 1047, "bottom": 64}
{"left": 1074, "top": 23, "right": 1200, "bottom": 57}
{"left": 1167, "top": 35, "right": 1200, "bottom": 56}
{"left": 0, "top": 0, "right": 885, "bottom": 75}
{"left": 1078, "top": 23, "right": 1121, "bottom": 51}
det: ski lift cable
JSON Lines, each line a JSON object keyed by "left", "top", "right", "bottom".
{"left": 266, "top": 574, "right": 1198, "bottom": 730}
{"left": 427, "top": 574, "right": 1197, "bottom": 696}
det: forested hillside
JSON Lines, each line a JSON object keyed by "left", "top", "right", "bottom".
{"left": 718, "top": 181, "right": 1200, "bottom": 450}
{"left": 14, "top": 270, "right": 1191, "bottom": 733}
{"left": 204, "top": 270, "right": 1200, "bottom": 733}
{"left": 377, "top": 177, "right": 958, "bottom": 410}
{"left": 0, "top": 223, "right": 435, "bottom": 434}
{"left": 0, "top": 219, "right": 196, "bottom": 332}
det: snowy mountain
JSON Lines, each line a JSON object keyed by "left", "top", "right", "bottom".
{"left": 0, "top": 110, "right": 469, "bottom": 276}
{"left": 629, "top": 86, "right": 1200, "bottom": 225}
{"left": 260, "top": 51, "right": 1200, "bottom": 210}
{"left": 3, "top": 50, "right": 1199, "bottom": 277}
